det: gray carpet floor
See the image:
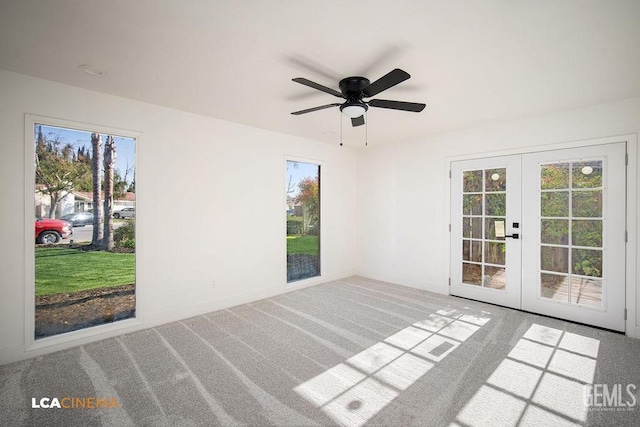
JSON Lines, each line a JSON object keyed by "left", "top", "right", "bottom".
{"left": 1, "top": 276, "right": 639, "bottom": 426}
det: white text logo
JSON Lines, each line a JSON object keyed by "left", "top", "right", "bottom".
{"left": 583, "top": 384, "right": 637, "bottom": 411}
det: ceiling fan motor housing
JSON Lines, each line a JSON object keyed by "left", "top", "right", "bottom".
{"left": 339, "top": 76, "right": 370, "bottom": 114}
{"left": 339, "top": 76, "right": 370, "bottom": 95}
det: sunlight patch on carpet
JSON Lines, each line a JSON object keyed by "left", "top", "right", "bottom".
{"left": 454, "top": 324, "right": 600, "bottom": 426}
{"left": 294, "top": 308, "right": 491, "bottom": 426}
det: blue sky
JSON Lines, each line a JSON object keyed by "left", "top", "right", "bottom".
{"left": 37, "top": 124, "right": 135, "bottom": 185}
{"left": 287, "top": 160, "right": 319, "bottom": 197}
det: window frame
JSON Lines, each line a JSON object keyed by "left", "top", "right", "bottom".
{"left": 284, "top": 155, "right": 324, "bottom": 286}
{"left": 24, "top": 114, "right": 142, "bottom": 352}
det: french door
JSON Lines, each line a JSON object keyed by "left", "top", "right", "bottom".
{"left": 450, "top": 143, "right": 626, "bottom": 331}
{"left": 450, "top": 155, "right": 522, "bottom": 309}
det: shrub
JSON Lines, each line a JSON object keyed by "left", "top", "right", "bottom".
{"left": 114, "top": 220, "right": 135, "bottom": 249}
{"left": 287, "top": 216, "right": 303, "bottom": 235}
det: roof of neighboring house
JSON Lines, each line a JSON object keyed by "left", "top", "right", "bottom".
{"left": 119, "top": 192, "right": 136, "bottom": 202}
{"left": 73, "top": 192, "right": 91, "bottom": 202}
{"left": 73, "top": 191, "right": 136, "bottom": 202}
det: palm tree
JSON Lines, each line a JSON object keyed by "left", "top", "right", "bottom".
{"left": 102, "top": 136, "right": 116, "bottom": 250}
{"left": 91, "top": 133, "right": 103, "bottom": 246}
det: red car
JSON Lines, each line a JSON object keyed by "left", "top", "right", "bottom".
{"left": 35, "top": 218, "right": 73, "bottom": 244}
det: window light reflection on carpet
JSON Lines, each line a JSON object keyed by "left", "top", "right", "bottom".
{"left": 295, "top": 308, "right": 491, "bottom": 426}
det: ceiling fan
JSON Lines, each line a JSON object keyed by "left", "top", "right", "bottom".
{"left": 291, "top": 68, "right": 425, "bottom": 127}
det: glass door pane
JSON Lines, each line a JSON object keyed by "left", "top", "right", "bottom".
{"left": 538, "top": 160, "right": 604, "bottom": 308}
{"left": 460, "top": 168, "right": 507, "bottom": 290}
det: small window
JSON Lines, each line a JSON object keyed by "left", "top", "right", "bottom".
{"left": 286, "top": 160, "right": 320, "bottom": 282}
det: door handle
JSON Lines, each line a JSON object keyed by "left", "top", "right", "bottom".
{"left": 505, "top": 233, "right": 519, "bottom": 239}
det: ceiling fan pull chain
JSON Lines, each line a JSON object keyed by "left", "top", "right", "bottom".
{"left": 365, "top": 113, "right": 368, "bottom": 147}
{"left": 340, "top": 113, "right": 343, "bottom": 146}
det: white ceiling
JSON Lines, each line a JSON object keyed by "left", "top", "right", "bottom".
{"left": 1, "top": 0, "right": 640, "bottom": 147}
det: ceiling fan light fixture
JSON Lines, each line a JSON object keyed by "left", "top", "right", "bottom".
{"left": 340, "top": 104, "right": 367, "bottom": 118}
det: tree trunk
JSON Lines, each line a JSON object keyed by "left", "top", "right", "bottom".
{"left": 102, "top": 136, "right": 116, "bottom": 250}
{"left": 91, "top": 133, "right": 103, "bottom": 246}
{"left": 47, "top": 191, "right": 59, "bottom": 218}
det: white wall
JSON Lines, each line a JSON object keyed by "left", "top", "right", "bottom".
{"left": 2, "top": 68, "right": 639, "bottom": 363}
{"left": 357, "top": 97, "right": 640, "bottom": 335}
{"left": 0, "top": 70, "right": 358, "bottom": 363}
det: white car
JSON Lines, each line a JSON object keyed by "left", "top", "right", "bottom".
{"left": 113, "top": 207, "right": 135, "bottom": 219}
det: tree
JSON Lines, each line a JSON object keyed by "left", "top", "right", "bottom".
{"left": 122, "top": 161, "right": 135, "bottom": 194}
{"left": 103, "top": 160, "right": 133, "bottom": 199}
{"left": 286, "top": 161, "right": 299, "bottom": 196}
{"left": 35, "top": 126, "right": 90, "bottom": 218}
{"left": 294, "top": 175, "right": 319, "bottom": 233}
{"left": 72, "top": 145, "right": 93, "bottom": 192}
{"left": 91, "top": 133, "right": 103, "bottom": 246}
{"left": 102, "top": 136, "right": 116, "bottom": 250}
{"left": 115, "top": 170, "right": 129, "bottom": 199}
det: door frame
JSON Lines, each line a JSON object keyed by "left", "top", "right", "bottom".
{"left": 444, "top": 134, "right": 637, "bottom": 337}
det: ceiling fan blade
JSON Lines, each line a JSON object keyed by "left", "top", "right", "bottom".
{"left": 368, "top": 99, "right": 426, "bottom": 112}
{"left": 351, "top": 115, "right": 365, "bottom": 127}
{"left": 292, "top": 78, "right": 343, "bottom": 98}
{"left": 286, "top": 55, "right": 341, "bottom": 82}
{"left": 291, "top": 103, "right": 341, "bottom": 115}
{"left": 362, "top": 69, "right": 410, "bottom": 97}
{"left": 357, "top": 45, "right": 405, "bottom": 77}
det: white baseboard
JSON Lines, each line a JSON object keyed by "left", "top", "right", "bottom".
{"left": 0, "top": 270, "right": 356, "bottom": 365}
{"left": 356, "top": 269, "right": 446, "bottom": 295}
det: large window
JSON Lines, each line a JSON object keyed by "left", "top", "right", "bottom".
{"left": 33, "top": 123, "right": 136, "bottom": 339}
{"left": 286, "top": 160, "right": 320, "bottom": 282}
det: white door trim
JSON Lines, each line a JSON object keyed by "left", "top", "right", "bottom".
{"left": 444, "top": 134, "right": 637, "bottom": 337}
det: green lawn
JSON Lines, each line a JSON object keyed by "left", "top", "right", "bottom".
{"left": 35, "top": 246, "right": 135, "bottom": 296}
{"left": 287, "top": 235, "right": 319, "bottom": 256}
